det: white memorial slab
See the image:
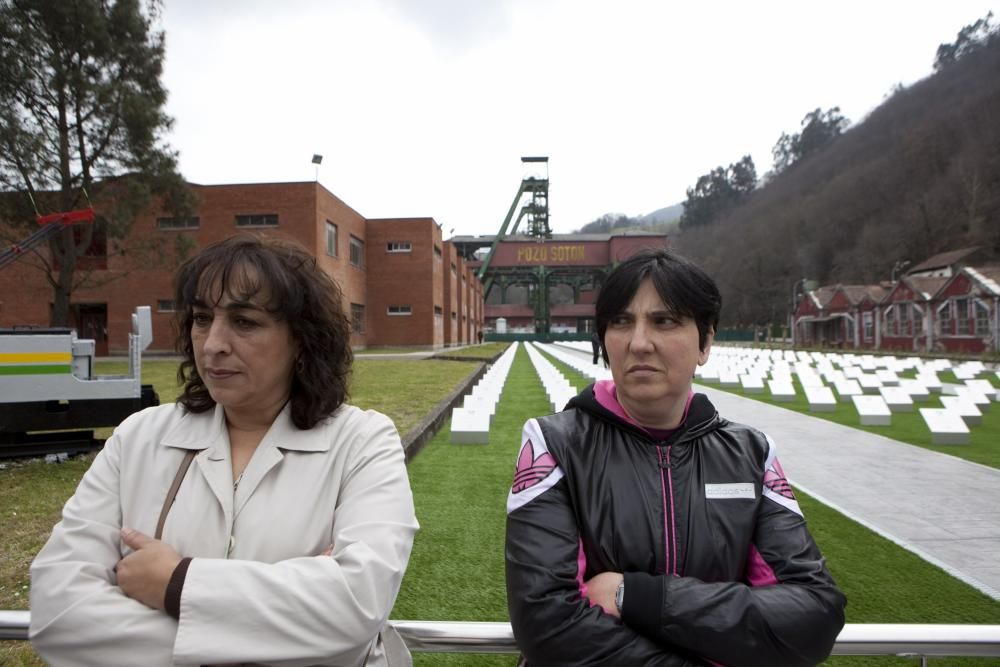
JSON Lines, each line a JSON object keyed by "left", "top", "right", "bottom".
{"left": 953, "top": 385, "right": 991, "bottom": 410}
{"left": 940, "top": 396, "right": 983, "bottom": 427}
{"left": 917, "top": 372, "right": 943, "bottom": 393}
{"left": 875, "top": 369, "right": 900, "bottom": 386}
{"left": 965, "top": 379, "right": 999, "bottom": 402}
{"left": 878, "top": 386, "right": 914, "bottom": 413}
{"left": 857, "top": 374, "right": 883, "bottom": 394}
{"left": 698, "top": 366, "right": 720, "bottom": 382}
{"left": 450, "top": 408, "right": 491, "bottom": 444}
{"left": 919, "top": 408, "right": 970, "bottom": 445}
{"left": 832, "top": 379, "right": 863, "bottom": 403}
{"left": 797, "top": 372, "right": 826, "bottom": 388}
{"left": 954, "top": 361, "right": 986, "bottom": 379}
{"left": 898, "top": 379, "right": 930, "bottom": 402}
{"left": 719, "top": 370, "right": 741, "bottom": 388}
{"left": 804, "top": 385, "right": 837, "bottom": 412}
{"left": 768, "top": 380, "right": 796, "bottom": 402}
{"left": 852, "top": 395, "right": 892, "bottom": 426}
{"left": 740, "top": 374, "right": 765, "bottom": 394}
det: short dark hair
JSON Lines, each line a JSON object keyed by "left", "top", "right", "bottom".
{"left": 595, "top": 249, "right": 721, "bottom": 363}
{"left": 174, "top": 235, "right": 353, "bottom": 429}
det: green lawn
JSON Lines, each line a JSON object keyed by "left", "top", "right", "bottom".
{"left": 394, "top": 345, "right": 547, "bottom": 666}
{"left": 433, "top": 342, "right": 511, "bottom": 359}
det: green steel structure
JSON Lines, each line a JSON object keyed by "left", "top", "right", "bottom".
{"left": 454, "top": 157, "right": 668, "bottom": 339}
{"left": 476, "top": 156, "right": 551, "bottom": 295}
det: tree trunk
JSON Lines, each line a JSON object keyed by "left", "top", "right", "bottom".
{"left": 49, "top": 227, "right": 77, "bottom": 327}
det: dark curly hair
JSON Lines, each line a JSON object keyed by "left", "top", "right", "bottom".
{"left": 174, "top": 234, "right": 353, "bottom": 429}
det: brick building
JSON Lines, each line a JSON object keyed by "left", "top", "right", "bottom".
{"left": 0, "top": 182, "right": 484, "bottom": 354}
{"left": 453, "top": 232, "right": 670, "bottom": 335}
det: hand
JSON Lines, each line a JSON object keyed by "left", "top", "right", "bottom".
{"left": 116, "top": 528, "right": 183, "bottom": 610}
{"left": 584, "top": 571, "right": 624, "bottom": 618}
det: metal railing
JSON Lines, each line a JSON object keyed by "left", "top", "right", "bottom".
{"left": 3, "top": 611, "right": 999, "bottom": 660}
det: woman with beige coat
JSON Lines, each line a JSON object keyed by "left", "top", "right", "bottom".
{"left": 30, "top": 235, "right": 418, "bottom": 666}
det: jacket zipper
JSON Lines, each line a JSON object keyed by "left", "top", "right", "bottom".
{"left": 656, "top": 444, "right": 675, "bottom": 576}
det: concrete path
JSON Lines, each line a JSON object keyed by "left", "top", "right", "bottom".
{"left": 697, "top": 384, "right": 1000, "bottom": 601}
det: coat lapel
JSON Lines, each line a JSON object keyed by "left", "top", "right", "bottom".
{"left": 160, "top": 403, "right": 335, "bottom": 521}
{"left": 162, "top": 404, "right": 234, "bottom": 523}
{"left": 232, "top": 404, "right": 332, "bottom": 518}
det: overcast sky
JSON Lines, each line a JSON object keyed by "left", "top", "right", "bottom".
{"left": 159, "top": 0, "right": 998, "bottom": 237}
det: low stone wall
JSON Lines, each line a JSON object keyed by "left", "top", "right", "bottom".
{"left": 400, "top": 362, "right": 486, "bottom": 462}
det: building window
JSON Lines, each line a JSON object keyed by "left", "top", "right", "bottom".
{"left": 326, "top": 222, "right": 338, "bottom": 257}
{"left": 157, "top": 299, "right": 176, "bottom": 312}
{"left": 350, "top": 236, "right": 365, "bottom": 268}
{"left": 235, "top": 214, "right": 278, "bottom": 227}
{"left": 451, "top": 311, "right": 457, "bottom": 320}
{"left": 387, "top": 241, "right": 411, "bottom": 253}
{"left": 956, "top": 298, "right": 969, "bottom": 335}
{"left": 975, "top": 301, "right": 990, "bottom": 336}
{"left": 863, "top": 312, "right": 873, "bottom": 341}
{"left": 937, "top": 301, "right": 952, "bottom": 336}
{"left": 451, "top": 263, "right": 457, "bottom": 275}
{"left": 884, "top": 306, "right": 896, "bottom": 336}
{"left": 387, "top": 305, "right": 412, "bottom": 316}
{"left": 350, "top": 303, "right": 365, "bottom": 334}
{"left": 899, "top": 303, "right": 911, "bottom": 336}
{"left": 157, "top": 216, "right": 199, "bottom": 230}
{"left": 434, "top": 306, "right": 443, "bottom": 319}
{"left": 434, "top": 245, "right": 442, "bottom": 260}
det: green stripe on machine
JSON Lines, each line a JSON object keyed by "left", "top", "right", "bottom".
{"left": 0, "top": 364, "right": 73, "bottom": 375}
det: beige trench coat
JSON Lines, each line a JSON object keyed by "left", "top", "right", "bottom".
{"left": 30, "top": 402, "right": 418, "bottom": 666}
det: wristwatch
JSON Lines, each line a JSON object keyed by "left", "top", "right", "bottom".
{"left": 615, "top": 580, "right": 625, "bottom": 615}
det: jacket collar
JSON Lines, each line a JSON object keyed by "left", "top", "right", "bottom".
{"left": 159, "top": 402, "right": 332, "bottom": 520}
{"left": 160, "top": 402, "right": 331, "bottom": 454}
{"left": 568, "top": 383, "right": 720, "bottom": 444}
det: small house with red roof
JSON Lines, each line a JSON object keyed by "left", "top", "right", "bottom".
{"left": 788, "top": 248, "right": 999, "bottom": 353}
{"left": 879, "top": 276, "right": 948, "bottom": 352}
{"left": 792, "top": 284, "right": 887, "bottom": 349}
{"left": 931, "top": 265, "right": 1000, "bottom": 354}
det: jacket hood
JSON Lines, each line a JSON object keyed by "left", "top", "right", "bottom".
{"left": 566, "top": 382, "right": 721, "bottom": 444}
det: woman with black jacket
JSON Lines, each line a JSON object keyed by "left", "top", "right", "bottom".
{"left": 505, "top": 249, "right": 846, "bottom": 666}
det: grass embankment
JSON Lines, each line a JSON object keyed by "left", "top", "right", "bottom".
{"left": 433, "top": 342, "right": 511, "bottom": 360}
{"left": 535, "top": 346, "right": 1000, "bottom": 666}
{"left": 0, "top": 356, "right": 476, "bottom": 667}
{"left": 695, "top": 373, "right": 1000, "bottom": 470}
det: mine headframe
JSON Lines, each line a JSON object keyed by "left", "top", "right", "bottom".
{"left": 477, "top": 157, "right": 550, "bottom": 293}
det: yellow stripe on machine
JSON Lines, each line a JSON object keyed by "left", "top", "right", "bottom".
{"left": 0, "top": 352, "right": 73, "bottom": 363}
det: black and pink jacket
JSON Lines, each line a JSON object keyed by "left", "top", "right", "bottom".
{"left": 505, "top": 382, "right": 846, "bottom": 666}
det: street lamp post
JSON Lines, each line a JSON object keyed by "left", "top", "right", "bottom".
{"left": 891, "top": 260, "right": 910, "bottom": 282}
{"left": 311, "top": 154, "right": 323, "bottom": 182}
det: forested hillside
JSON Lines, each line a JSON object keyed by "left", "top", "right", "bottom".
{"left": 675, "top": 30, "right": 1000, "bottom": 327}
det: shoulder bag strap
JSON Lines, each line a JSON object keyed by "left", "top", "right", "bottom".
{"left": 155, "top": 449, "right": 197, "bottom": 540}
